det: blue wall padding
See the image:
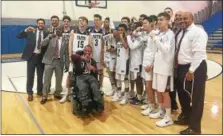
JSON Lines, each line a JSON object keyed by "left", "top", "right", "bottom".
{"left": 202, "top": 11, "right": 222, "bottom": 35}
{"left": 1, "top": 25, "right": 31, "bottom": 54}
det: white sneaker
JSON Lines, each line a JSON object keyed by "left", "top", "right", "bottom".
{"left": 141, "top": 104, "right": 149, "bottom": 110}
{"left": 120, "top": 93, "right": 128, "bottom": 105}
{"left": 59, "top": 94, "right": 68, "bottom": 103}
{"left": 112, "top": 92, "right": 121, "bottom": 102}
{"left": 141, "top": 105, "right": 154, "bottom": 116}
{"left": 149, "top": 109, "right": 165, "bottom": 119}
{"left": 105, "top": 90, "right": 114, "bottom": 96}
{"left": 156, "top": 115, "right": 173, "bottom": 127}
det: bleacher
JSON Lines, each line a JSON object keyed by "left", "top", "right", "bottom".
{"left": 194, "top": 1, "right": 222, "bottom": 51}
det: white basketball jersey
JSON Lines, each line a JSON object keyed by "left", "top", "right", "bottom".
{"left": 72, "top": 29, "right": 89, "bottom": 53}
{"left": 103, "top": 30, "right": 114, "bottom": 62}
{"left": 90, "top": 28, "right": 103, "bottom": 62}
{"left": 116, "top": 41, "right": 129, "bottom": 75}
{"left": 129, "top": 36, "right": 144, "bottom": 72}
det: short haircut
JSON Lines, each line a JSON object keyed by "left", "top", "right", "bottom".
{"left": 164, "top": 7, "right": 173, "bottom": 12}
{"left": 157, "top": 12, "right": 171, "bottom": 20}
{"left": 143, "top": 16, "right": 153, "bottom": 23}
{"left": 79, "top": 16, "right": 88, "bottom": 24}
{"left": 51, "top": 15, "right": 59, "bottom": 20}
{"left": 62, "top": 15, "right": 71, "bottom": 21}
{"left": 105, "top": 17, "right": 110, "bottom": 22}
{"left": 121, "top": 16, "right": 130, "bottom": 23}
{"left": 94, "top": 14, "right": 102, "bottom": 20}
{"left": 140, "top": 14, "right": 147, "bottom": 19}
{"left": 133, "top": 22, "right": 142, "bottom": 29}
{"left": 36, "top": 18, "right": 45, "bottom": 24}
{"left": 118, "top": 23, "right": 128, "bottom": 31}
{"left": 149, "top": 15, "right": 158, "bottom": 22}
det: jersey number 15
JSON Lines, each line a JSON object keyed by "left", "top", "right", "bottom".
{"left": 77, "top": 41, "right": 84, "bottom": 48}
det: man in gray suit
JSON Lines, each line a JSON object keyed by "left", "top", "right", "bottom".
{"left": 40, "top": 28, "right": 69, "bottom": 104}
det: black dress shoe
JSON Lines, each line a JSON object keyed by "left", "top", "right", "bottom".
{"left": 37, "top": 92, "right": 43, "bottom": 96}
{"left": 54, "top": 95, "right": 62, "bottom": 99}
{"left": 174, "top": 113, "right": 189, "bottom": 125}
{"left": 28, "top": 94, "right": 33, "bottom": 101}
{"left": 40, "top": 97, "right": 47, "bottom": 104}
{"left": 180, "top": 128, "right": 201, "bottom": 135}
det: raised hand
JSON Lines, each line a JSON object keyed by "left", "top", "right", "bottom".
{"left": 25, "top": 26, "right": 36, "bottom": 32}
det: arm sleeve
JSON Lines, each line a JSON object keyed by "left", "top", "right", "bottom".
{"left": 153, "top": 32, "right": 175, "bottom": 55}
{"left": 189, "top": 29, "right": 208, "bottom": 72}
{"left": 127, "top": 35, "right": 142, "bottom": 50}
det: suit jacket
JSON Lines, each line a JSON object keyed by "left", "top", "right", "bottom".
{"left": 16, "top": 29, "right": 49, "bottom": 61}
{"left": 40, "top": 34, "right": 69, "bottom": 70}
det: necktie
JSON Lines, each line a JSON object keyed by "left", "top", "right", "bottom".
{"left": 37, "top": 31, "right": 42, "bottom": 49}
{"left": 54, "top": 37, "right": 60, "bottom": 58}
{"left": 174, "top": 29, "right": 187, "bottom": 68}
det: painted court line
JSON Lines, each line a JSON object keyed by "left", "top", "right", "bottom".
{"left": 8, "top": 76, "right": 45, "bottom": 134}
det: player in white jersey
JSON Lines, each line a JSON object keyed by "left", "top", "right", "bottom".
{"left": 102, "top": 17, "right": 117, "bottom": 96}
{"left": 112, "top": 24, "right": 129, "bottom": 104}
{"left": 89, "top": 14, "right": 104, "bottom": 89}
{"left": 126, "top": 21, "right": 143, "bottom": 100}
{"left": 139, "top": 16, "right": 158, "bottom": 116}
{"left": 64, "top": 16, "right": 89, "bottom": 103}
{"left": 69, "top": 16, "right": 89, "bottom": 60}
{"left": 129, "top": 21, "right": 152, "bottom": 105}
{"left": 149, "top": 12, "right": 175, "bottom": 127}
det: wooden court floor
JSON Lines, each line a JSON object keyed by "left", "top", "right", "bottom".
{"left": 1, "top": 53, "right": 222, "bottom": 134}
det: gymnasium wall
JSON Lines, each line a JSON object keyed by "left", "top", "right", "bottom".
{"left": 1, "top": 1, "right": 209, "bottom": 54}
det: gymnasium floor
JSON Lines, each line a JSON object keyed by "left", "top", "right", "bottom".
{"left": 1, "top": 53, "right": 222, "bottom": 134}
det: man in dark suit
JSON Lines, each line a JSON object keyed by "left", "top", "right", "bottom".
{"left": 16, "top": 18, "right": 49, "bottom": 101}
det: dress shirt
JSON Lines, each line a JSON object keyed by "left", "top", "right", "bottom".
{"left": 33, "top": 29, "right": 43, "bottom": 54}
{"left": 177, "top": 23, "right": 208, "bottom": 72}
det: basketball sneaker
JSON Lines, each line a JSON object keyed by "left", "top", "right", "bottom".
{"left": 156, "top": 115, "right": 173, "bottom": 127}
{"left": 149, "top": 109, "right": 165, "bottom": 119}
{"left": 120, "top": 92, "right": 128, "bottom": 105}
{"left": 141, "top": 104, "right": 155, "bottom": 116}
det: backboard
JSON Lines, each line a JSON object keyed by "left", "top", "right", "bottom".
{"left": 75, "top": 0, "right": 107, "bottom": 9}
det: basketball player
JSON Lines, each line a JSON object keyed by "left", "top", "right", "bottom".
{"left": 126, "top": 21, "right": 143, "bottom": 100}
{"left": 140, "top": 15, "right": 159, "bottom": 110}
{"left": 60, "top": 16, "right": 89, "bottom": 103}
{"left": 139, "top": 17, "right": 157, "bottom": 116}
{"left": 102, "top": 17, "right": 117, "bottom": 96}
{"left": 59, "top": 15, "right": 73, "bottom": 103}
{"left": 69, "top": 16, "right": 89, "bottom": 58}
{"left": 129, "top": 21, "right": 149, "bottom": 105}
{"left": 139, "top": 14, "right": 147, "bottom": 26}
{"left": 112, "top": 24, "right": 129, "bottom": 104}
{"left": 149, "top": 15, "right": 158, "bottom": 31}
{"left": 121, "top": 16, "right": 131, "bottom": 29}
{"left": 89, "top": 14, "right": 104, "bottom": 90}
{"left": 148, "top": 12, "right": 175, "bottom": 127}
